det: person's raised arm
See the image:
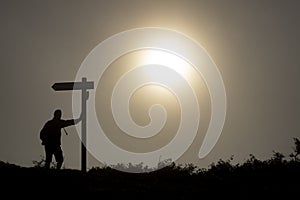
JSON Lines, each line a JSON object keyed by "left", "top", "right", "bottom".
{"left": 74, "top": 112, "right": 83, "bottom": 124}
{"left": 61, "top": 113, "right": 82, "bottom": 128}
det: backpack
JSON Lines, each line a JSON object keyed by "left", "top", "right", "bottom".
{"left": 40, "top": 124, "right": 49, "bottom": 145}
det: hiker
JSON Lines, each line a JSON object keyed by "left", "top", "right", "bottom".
{"left": 40, "top": 109, "right": 82, "bottom": 169}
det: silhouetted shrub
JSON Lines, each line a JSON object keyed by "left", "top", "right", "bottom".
{"left": 208, "top": 155, "right": 235, "bottom": 177}
{"left": 1, "top": 137, "right": 300, "bottom": 198}
{"left": 268, "top": 151, "right": 286, "bottom": 165}
{"left": 289, "top": 137, "right": 300, "bottom": 161}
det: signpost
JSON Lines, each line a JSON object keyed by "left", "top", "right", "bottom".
{"left": 52, "top": 77, "right": 94, "bottom": 173}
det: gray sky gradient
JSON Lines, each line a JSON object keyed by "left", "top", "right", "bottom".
{"left": 0, "top": 0, "right": 300, "bottom": 170}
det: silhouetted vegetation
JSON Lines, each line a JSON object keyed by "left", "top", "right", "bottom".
{"left": 1, "top": 138, "right": 300, "bottom": 198}
{"left": 32, "top": 155, "right": 57, "bottom": 169}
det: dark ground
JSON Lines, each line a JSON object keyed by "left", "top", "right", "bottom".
{"left": 1, "top": 157, "right": 299, "bottom": 199}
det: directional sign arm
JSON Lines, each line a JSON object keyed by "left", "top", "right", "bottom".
{"left": 52, "top": 81, "right": 94, "bottom": 91}
{"left": 73, "top": 81, "right": 94, "bottom": 90}
{"left": 52, "top": 82, "right": 75, "bottom": 91}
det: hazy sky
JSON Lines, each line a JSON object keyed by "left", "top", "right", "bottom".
{"left": 1, "top": 0, "right": 300, "bottom": 170}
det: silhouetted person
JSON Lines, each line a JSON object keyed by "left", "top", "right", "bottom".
{"left": 40, "top": 109, "right": 82, "bottom": 169}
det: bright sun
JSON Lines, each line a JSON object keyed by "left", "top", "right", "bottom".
{"left": 138, "top": 49, "right": 193, "bottom": 81}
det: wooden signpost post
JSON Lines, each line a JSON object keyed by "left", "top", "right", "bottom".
{"left": 52, "top": 77, "right": 94, "bottom": 173}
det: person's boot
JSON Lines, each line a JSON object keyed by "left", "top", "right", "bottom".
{"left": 56, "top": 162, "right": 62, "bottom": 170}
{"left": 44, "top": 161, "right": 50, "bottom": 169}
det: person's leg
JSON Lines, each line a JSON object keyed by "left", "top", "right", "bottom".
{"left": 54, "top": 146, "right": 64, "bottom": 169}
{"left": 45, "top": 145, "right": 52, "bottom": 169}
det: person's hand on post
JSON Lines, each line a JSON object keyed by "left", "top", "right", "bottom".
{"left": 74, "top": 112, "right": 83, "bottom": 124}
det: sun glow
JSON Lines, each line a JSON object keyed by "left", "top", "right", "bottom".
{"left": 138, "top": 49, "right": 194, "bottom": 81}
{"left": 73, "top": 27, "right": 226, "bottom": 169}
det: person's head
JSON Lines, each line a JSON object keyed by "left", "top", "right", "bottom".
{"left": 53, "top": 109, "right": 62, "bottom": 119}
